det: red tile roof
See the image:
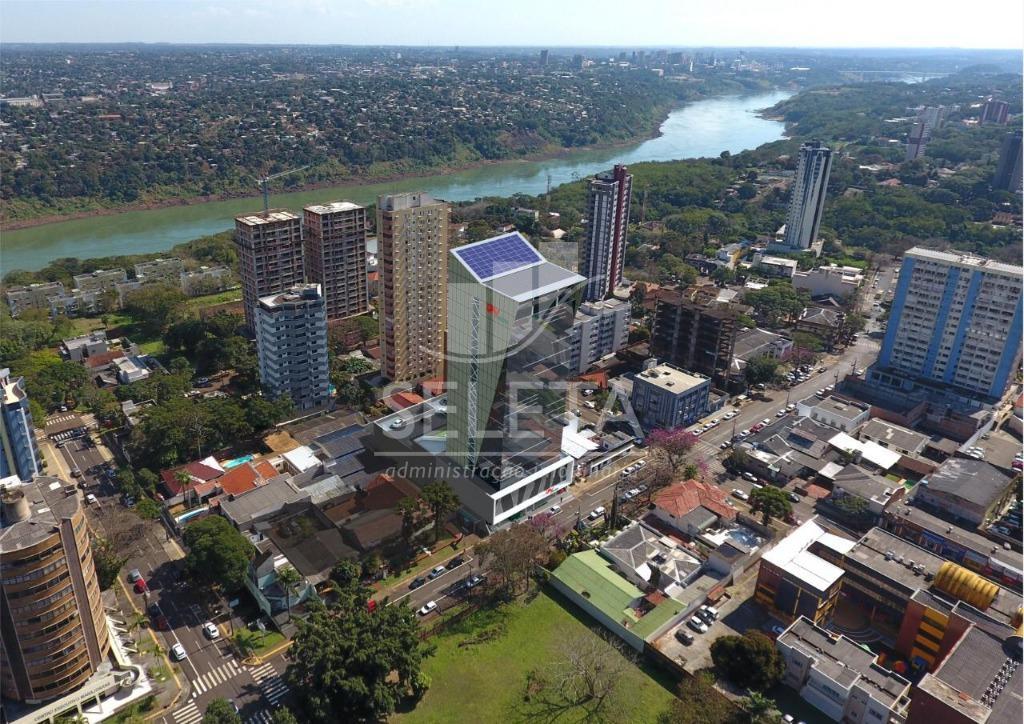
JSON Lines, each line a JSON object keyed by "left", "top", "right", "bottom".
{"left": 254, "top": 460, "right": 279, "bottom": 480}
{"left": 653, "top": 479, "right": 736, "bottom": 522}
{"left": 216, "top": 463, "right": 260, "bottom": 496}
{"left": 160, "top": 461, "right": 223, "bottom": 495}
{"left": 386, "top": 391, "right": 425, "bottom": 410}
{"left": 420, "top": 378, "right": 446, "bottom": 397}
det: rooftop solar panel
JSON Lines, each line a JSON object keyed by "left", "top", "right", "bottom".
{"left": 454, "top": 233, "right": 542, "bottom": 281}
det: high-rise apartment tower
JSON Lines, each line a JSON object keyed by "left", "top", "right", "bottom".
{"left": 1, "top": 479, "right": 110, "bottom": 702}
{"left": 303, "top": 201, "right": 369, "bottom": 322}
{"left": 255, "top": 284, "right": 330, "bottom": 411}
{"left": 377, "top": 193, "right": 450, "bottom": 383}
{"left": 234, "top": 210, "right": 305, "bottom": 333}
{"left": 0, "top": 369, "right": 41, "bottom": 482}
{"left": 581, "top": 165, "right": 632, "bottom": 301}
{"left": 782, "top": 142, "right": 832, "bottom": 251}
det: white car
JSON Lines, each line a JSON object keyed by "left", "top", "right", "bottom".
{"left": 170, "top": 643, "right": 187, "bottom": 661}
{"left": 85, "top": 493, "right": 98, "bottom": 505}
{"left": 776, "top": 409, "right": 786, "bottom": 417}
{"left": 588, "top": 506, "right": 606, "bottom": 520}
{"left": 731, "top": 489, "right": 749, "bottom": 502}
{"left": 418, "top": 601, "right": 438, "bottom": 616}
{"left": 635, "top": 459, "right": 647, "bottom": 468}
{"left": 786, "top": 403, "right": 796, "bottom": 411}
{"left": 548, "top": 504, "right": 562, "bottom": 515}
{"left": 760, "top": 418, "right": 771, "bottom": 426}
{"left": 723, "top": 411, "right": 736, "bottom": 420}
{"left": 687, "top": 616, "right": 709, "bottom": 634}
{"left": 202, "top": 622, "right": 220, "bottom": 640}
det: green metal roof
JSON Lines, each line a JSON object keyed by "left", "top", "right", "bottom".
{"left": 551, "top": 550, "right": 641, "bottom": 625}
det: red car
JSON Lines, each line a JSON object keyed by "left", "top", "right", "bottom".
{"left": 133, "top": 578, "right": 149, "bottom": 594}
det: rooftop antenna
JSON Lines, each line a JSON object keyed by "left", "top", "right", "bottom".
{"left": 257, "top": 165, "right": 309, "bottom": 214}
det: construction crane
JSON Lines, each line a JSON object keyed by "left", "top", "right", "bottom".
{"left": 257, "top": 165, "right": 309, "bottom": 213}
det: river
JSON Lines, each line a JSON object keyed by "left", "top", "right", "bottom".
{"left": 2, "top": 90, "right": 793, "bottom": 272}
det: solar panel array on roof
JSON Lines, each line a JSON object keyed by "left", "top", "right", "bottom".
{"left": 453, "top": 233, "right": 542, "bottom": 281}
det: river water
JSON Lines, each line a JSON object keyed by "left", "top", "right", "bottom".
{"left": 2, "top": 90, "right": 793, "bottom": 272}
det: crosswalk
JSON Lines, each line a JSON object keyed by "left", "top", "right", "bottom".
{"left": 250, "top": 661, "right": 289, "bottom": 706}
{"left": 190, "top": 659, "right": 242, "bottom": 697}
{"left": 47, "top": 414, "right": 78, "bottom": 427}
{"left": 245, "top": 710, "right": 274, "bottom": 724}
{"left": 172, "top": 700, "right": 202, "bottom": 724}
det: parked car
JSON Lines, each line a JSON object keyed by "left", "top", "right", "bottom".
{"left": 635, "top": 459, "right": 647, "bottom": 468}
{"left": 128, "top": 568, "right": 143, "bottom": 583}
{"left": 202, "top": 622, "right": 220, "bottom": 640}
{"left": 675, "top": 628, "right": 695, "bottom": 645}
{"left": 408, "top": 576, "right": 427, "bottom": 590}
{"left": 133, "top": 578, "right": 149, "bottom": 594}
{"left": 588, "top": 506, "right": 606, "bottom": 520}
{"left": 170, "top": 643, "right": 187, "bottom": 661}
{"left": 700, "top": 604, "right": 719, "bottom": 621}
{"left": 418, "top": 601, "right": 438, "bottom": 616}
{"left": 687, "top": 616, "right": 709, "bottom": 634}
{"left": 741, "top": 472, "right": 758, "bottom": 483}
{"left": 427, "top": 565, "right": 447, "bottom": 580}
{"left": 788, "top": 492, "right": 801, "bottom": 503}
{"left": 776, "top": 409, "right": 787, "bottom": 417}
{"left": 71, "top": 468, "right": 83, "bottom": 478}
{"left": 465, "top": 574, "right": 486, "bottom": 589}
{"left": 731, "top": 489, "right": 749, "bottom": 502}
{"left": 85, "top": 493, "right": 98, "bottom": 505}
{"left": 548, "top": 504, "right": 562, "bottom": 515}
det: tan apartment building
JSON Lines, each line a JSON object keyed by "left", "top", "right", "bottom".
{"left": 303, "top": 201, "right": 369, "bottom": 322}
{"left": 234, "top": 210, "right": 305, "bottom": 332}
{"left": 0, "top": 479, "right": 110, "bottom": 702}
{"left": 377, "top": 193, "right": 450, "bottom": 383}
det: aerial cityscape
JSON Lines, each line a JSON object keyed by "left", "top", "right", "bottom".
{"left": 0, "top": 2, "right": 1022, "bottom": 724}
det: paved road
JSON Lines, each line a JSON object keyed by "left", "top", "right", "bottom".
{"left": 51, "top": 429, "right": 289, "bottom": 724}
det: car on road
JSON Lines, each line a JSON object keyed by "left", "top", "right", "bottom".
{"left": 202, "top": 622, "right": 220, "bottom": 639}
{"left": 465, "top": 574, "right": 486, "bottom": 589}
{"left": 731, "top": 489, "right": 749, "bottom": 502}
{"left": 750, "top": 423, "right": 764, "bottom": 433}
{"left": 741, "top": 472, "right": 758, "bottom": 483}
{"left": 786, "top": 403, "right": 796, "bottom": 411}
{"left": 548, "top": 504, "right": 562, "bottom": 515}
{"left": 408, "top": 576, "right": 427, "bottom": 590}
{"left": 128, "top": 568, "right": 143, "bottom": 583}
{"left": 760, "top": 418, "right": 771, "bottom": 426}
{"left": 687, "top": 616, "right": 709, "bottom": 634}
{"left": 635, "top": 459, "right": 647, "bottom": 469}
{"left": 788, "top": 492, "right": 801, "bottom": 503}
{"left": 170, "top": 643, "right": 187, "bottom": 661}
{"left": 720, "top": 440, "right": 732, "bottom": 449}
{"left": 674, "top": 628, "right": 695, "bottom": 645}
{"left": 587, "top": 506, "right": 606, "bottom": 520}
{"left": 85, "top": 493, "right": 98, "bottom": 505}
{"left": 776, "top": 409, "right": 786, "bottom": 417}
{"left": 133, "top": 578, "right": 149, "bottom": 594}
{"left": 427, "top": 565, "right": 447, "bottom": 580}
{"left": 71, "top": 468, "right": 83, "bottom": 478}
{"left": 738, "top": 429, "right": 750, "bottom": 437}
{"left": 418, "top": 601, "right": 438, "bottom": 616}
{"left": 723, "top": 411, "right": 736, "bottom": 420}
{"left": 447, "top": 556, "right": 466, "bottom": 570}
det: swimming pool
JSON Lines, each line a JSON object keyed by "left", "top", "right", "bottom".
{"left": 221, "top": 454, "right": 254, "bottom": 469}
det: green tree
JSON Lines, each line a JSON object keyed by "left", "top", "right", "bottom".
{"left": 396, "top": 496, "right": 421, "bottom": 550}
{"left": 710, "top": 633, "right": 784, "bottom": 691}
{"left": 743, "top": 692, "right": 782, "bottom": 724}
{"left": 123, "top": 283, "right": 187, "bottom": 337}
{"left": 270, "top": 710, "right": 299, "bottom": 724}
{"left": 135, "top": 498, "right": 162, "bottom": 520}
{"left": 233, "top": 629, "right": 259, "bottom": 658}
{"left": 749, "top": 486, "right": 792, "bottom": 526}
{"left": 285, "top": 575, "right": 429, "bottom": 722}
{"left": 744, "top": 355, "right": 781, "bottom": 387}
{"left": 182, "top": 516, "right": 255, "bottom": 591}
{"left": 420, "top": 481, "right": 460, "bottom": 543}
{"left": 202, "top": 698, "right": 241, "bottom": 724}
{"left": 658, "top": 672, "right": 740, "bottom": 724}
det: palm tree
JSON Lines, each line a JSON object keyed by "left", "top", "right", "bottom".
{"left": 396, "top": 496, "right": 421, "bottom": 551}
{"left": 744, "top": 691, "right": 781, "bottom": 724}
{"left": 233, "top": 629, "right": 258, "bottom": 659}
{"left": 276, "top": 565, "right": 303, "bottom": 622}
{"left": 127, "top": 611, "right": 148, "bottom": 643}
{"left": 175, "top": 470, "right": 195, "bottom": 509}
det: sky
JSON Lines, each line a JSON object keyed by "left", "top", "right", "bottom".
{"left": 1, "top": 0, "right": 1022, "bottom": 49}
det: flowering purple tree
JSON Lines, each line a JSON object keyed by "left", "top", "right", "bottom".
{"left": 646, "top": 427, "right": 699, "bottom": 474}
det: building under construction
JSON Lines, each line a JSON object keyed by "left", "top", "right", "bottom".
{"left": 649, "top": 286, "right": 742, "bottom": 386}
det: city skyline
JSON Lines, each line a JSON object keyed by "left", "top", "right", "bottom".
{"left": 1, "top": 0, "right": 1022, "bottom": 49}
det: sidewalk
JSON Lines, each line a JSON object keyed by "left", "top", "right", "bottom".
{"left": 38, "top": 436, "right": 73, "bottom": 479}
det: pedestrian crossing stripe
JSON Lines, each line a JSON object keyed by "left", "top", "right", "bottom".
{"left": 245, "top": 711, "right": 273, "bottom": 724}
{"left": 261, "top": 677, "right": 289, "bottom": 705}
{"left": 172, "top": 701, "right": 202, "bottom": 724}
{"left": 191, "top": 659, "right": 241, "bottom": 696}
{"left": 249, "top": 662, "right": 277, "bottom": 683}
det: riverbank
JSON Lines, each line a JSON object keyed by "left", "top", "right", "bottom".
{"left": 2, "top": 90, "right": 793, "bottom": 272}
{"left": 1, "top": 99, "right": 682, "bottom": 233}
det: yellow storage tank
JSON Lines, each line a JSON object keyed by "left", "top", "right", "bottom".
{"left": 933, "top": 561, "right": 998, "bottom": 610}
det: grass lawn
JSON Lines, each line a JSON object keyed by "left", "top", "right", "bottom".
{"left": 184, "top": 288, "right": 243, "bottom": 315}
{"left": 395, "top": 590, "right": 677, "bottom": 724}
